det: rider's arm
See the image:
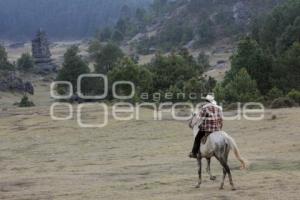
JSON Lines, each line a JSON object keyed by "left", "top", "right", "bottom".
{"left": 189, "top": 113, "right": 200, "bottom": 129}
{"left": 198, "top": 107, "right": 207, "bottom": 126}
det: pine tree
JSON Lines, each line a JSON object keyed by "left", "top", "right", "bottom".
{"left": 17, "top": 53, "right": 34, "bottom": 71}
{"left": 57, "top": 45, "right": 90, "bottom": 93}
{"left": 275, "top": 42, "right": 300, "bottom": 91}
{"left": 94, "top": 43, "right": 124, "bottom": 74}
{"left": 225, "top": 37, "right": 272, "bottom": 94}
{"left": 0, "top": 44, "right": 13, "bottom": 71}
{"left": 223, "top": 68, "right": 261, "bottom": 103}
{"left": 108, "top": 57, "right": 153, "bottom": 101}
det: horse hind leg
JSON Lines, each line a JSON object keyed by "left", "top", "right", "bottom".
{"left": 206, "top": 158, "right": 216, "bottom": 181}
{"left": 220, "top": 168, "right": 226, "bottom": 190}
{"left": 224, "top": 146, "right": 236, "bottom": 190}
{"left": 214, "top": 154, "right": 226, "bottom": 190}
{"left": 220, "top": 159, "right": 236, "bottom": 190}
{"left": 216, "top": 147, "right": 236, "bottom": 190}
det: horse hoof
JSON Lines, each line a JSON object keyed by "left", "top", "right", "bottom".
{"left": 219, "top": 187, "right": 224, "bottom": 190}
{"left": 231, "top": 187, "right": 236, "bottom": 191}
{"left": 195, "top": 184, "right": 200, "bottom": 188}
{"left": 210, "top": 176, "right": 216, "bottom": 181}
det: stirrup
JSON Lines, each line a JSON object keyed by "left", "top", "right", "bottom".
{"left": 189, "top": 152, "right": 197, "bottom": 158}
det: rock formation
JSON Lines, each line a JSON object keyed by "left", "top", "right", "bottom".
{"left": 32, "top": 29, "right": 57, "bottom": 73}
{"left": 0, "top": 71, "right": 34, "bottom": 94}
{"left": 233, "top": 1, "right": 251, "bottom": 26}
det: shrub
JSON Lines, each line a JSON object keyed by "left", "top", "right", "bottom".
{"left": 108, "top": 57, "right": 153, "bottom": 102}
{"left": 94, "top": 43, "right": 124, "bottom": 74}
{"left": 17, "top": 53, "right": 34, "bottom": 71}
{"left": 0, "top": 44, "right": 14, "bottom": 71}
{"left": 287, "top": 89, "right": 300, "bottom": 104}
{"left": 56, "top": 45, "right": 90, "bottom": 93}
{"left": 270, "top": 97, "right": 296, "bottom": 109}
{"left": 266, "top": 87, "right": 284, "bottom": 101}
{"left": 149, "top": 52, "right": 201, "bottom": 92}
{"left": 223, "top": 68, "right": 261, "bottom": 103}
{"left": 213, "top": 83, "right": 225, "bottom": 103}
{"left": 271, "top": 115, "right": 277, "bottom": 120}
{"left": 18, "top": 95, "right": 35, "bottom": 107}
{"left": 224, "top": 103, "right": 240, "bottom": 111}
{"left": 226, "top": 37, "right": 272, "bottom": 94}
{"left": 88, "top": 39, "right": 102, "bottom": 61}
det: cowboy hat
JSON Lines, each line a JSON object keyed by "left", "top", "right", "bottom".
{"left": 202, "top": 94, "right": 217, "bottom": 105}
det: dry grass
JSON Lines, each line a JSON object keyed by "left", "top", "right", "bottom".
{"left": 5, "top": 41, "right": 88, "bottom": 66}
{"left": 0, "top": 104, "right": 299, "bottom": 200}
{"left": 138, "top": 54, "right": 155, "bottom": 65}
{"left": 1, "top": 42, "right": 299, "bottom": 199}
{"left": 0, "top": 73, "right": 54, "bottom": 108}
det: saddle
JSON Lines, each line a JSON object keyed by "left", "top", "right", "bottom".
{"left": 201, "top": 132, "right": 213, "bottom": 144}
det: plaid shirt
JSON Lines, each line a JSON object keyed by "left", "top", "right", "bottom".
{"left": 199, "top": 103, "right": 223, "bottom": 133}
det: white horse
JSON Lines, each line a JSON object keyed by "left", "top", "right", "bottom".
{"left": 189, "top": 113, "right": 246, "bottom": 190}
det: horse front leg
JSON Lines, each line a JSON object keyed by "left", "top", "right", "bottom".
{"left": 195, "top": 156, "right": 202, "bottom": 188}
{"left": 206, "top": 158, "right": 216, "bottom": 181}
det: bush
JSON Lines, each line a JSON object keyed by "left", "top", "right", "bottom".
{"left": 0, "top": 44, "right": 14, "bottom": 71}
{"left": 17, "top": 53, "right": 34, "bottom": 71}
{"left": 112, "top": 30, "right": 124, "bottom": 42}
{"left": 100, "top": 27, "right": 113, "bottom": 42}
{"left": 88, "top": 39, "right": 102, "bottom": 61}
{"left": 223, "top": 68, "right": 261, "bottom": 103}
{"left": 108, "top": 57, "right": 153, "bottom": 102}
{"left": 271, "top": 114, "right": 277, "bottom": 120}
{"left": 270, "top": 97, "right": 296, "bottom": 109}
{"left": 149, "top": 52, "right": 201, "bottom": 92}
{"left": 266, "top": 87, "right": 284, "bottom": 101}
{"left": 224, "top": 102, "right": 240, "bottom": 111}
{"left": 18, "top": 95, "right": 35, "bottom": 107}
{"left": 94, "top": 43, "right": 124, "bottom": 73}
{"left": 287, "top": 89, "right": 300, "bottom": 104}
{"left": 56, "top": 45, "right": 90, "bottom": 93}
{"left": 213, "top": 83, "right": 225, "bottom": 103}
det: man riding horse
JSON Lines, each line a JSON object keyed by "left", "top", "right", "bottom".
{"left": 189, "top": 94, "right": 223, "bottom": 159}
{"left": 188, "top": 94, "right": 245, "bottom": 190}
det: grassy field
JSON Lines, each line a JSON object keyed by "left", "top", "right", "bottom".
{"left": 1, "top": 42, "right": 299, "bottom": 200}
{"left": 5, "top": 41, "right": 88, "bottom": 67}
{"left": 0, "top": 102, "right": 299, "bottom": 200}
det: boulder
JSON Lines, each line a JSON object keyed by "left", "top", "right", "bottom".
{"left": 0, "top": 71, "right": 34, "bottom": 94}
{"left": 233, "top": 1, "right": 251, "bottom": 26}
{"left": 32, "top": 29, "right": 57, "bottom": 74}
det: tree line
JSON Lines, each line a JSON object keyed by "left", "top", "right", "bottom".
{"left": 56, "top": 40, "right": 216, "bottom": 103}
{"left": 214, "top": 0, "right": 300, "bottom": 108}
{"left": 2, "top": 0, "right": 299, "bottom": 108}
{"left": 0, "top": 0, "right": 151, "bottom": 40}
{"left": 59, "top": 0, "right": 299, "bottom": 107}
{"left": 0, "top": 45, "right": 34, "bottom": 71}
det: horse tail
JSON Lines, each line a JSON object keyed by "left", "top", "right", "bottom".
{"left": 225, "top": 133, "right": 246, "bottom": 170}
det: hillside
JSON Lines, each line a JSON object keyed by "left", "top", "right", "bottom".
{"left": 125, "top": 0, "right": 284, "bottom": 53}
{"left": 1, "top": 0, "right": 299, "bottom": 105}
{"left": 0, "top": 0, "right": 152, "bottom": 40}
